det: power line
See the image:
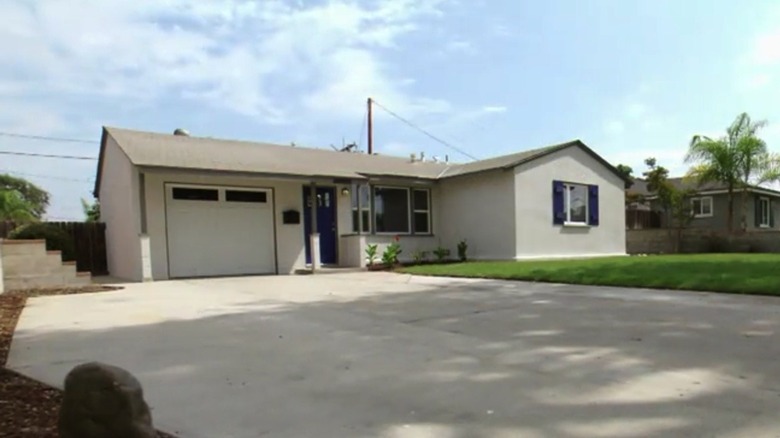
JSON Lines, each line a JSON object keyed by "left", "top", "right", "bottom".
{"left": 370, "top": 99, "right": 479, "bottom": 161}
{"left": 0, "top": 131, "right": 94, "bottom": 144}
{"left": 0, "top": 150, "right": 97, "bottom": 160}
{"left": 0, "top": 169, "right": 94, "bottom": 183}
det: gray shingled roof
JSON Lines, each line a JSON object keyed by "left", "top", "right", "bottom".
{"left": 629, "top": 177, "right": 780, "bottom": 197}
{"left": 96, "top": 127, "right": 629, "bottom": 195}
{"left": 104, "top": 126, "right": 449, "bottom": 180}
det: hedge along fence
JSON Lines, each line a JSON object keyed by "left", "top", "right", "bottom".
{"left": 0, "top": 221, "right": 108, "bottom": 276}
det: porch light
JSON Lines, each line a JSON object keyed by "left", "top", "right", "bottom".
{"left": 341, "top": 187, "right": 350, "bottom": 197}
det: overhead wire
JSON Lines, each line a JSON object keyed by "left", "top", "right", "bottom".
{"left": 0, "top": 131, "right": 94, "bottom": 144}
{"left": 0, "top": 150, "right": 97, "bottom": 160}
{"left": 370, "top": 99, "right": 479, "bottom": 161}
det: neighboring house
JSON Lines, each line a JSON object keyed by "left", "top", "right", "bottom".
{"left": 629, "top": 177, "right": 780, "bottom": 230}
{"left": 94, "top": 127, "right": 629, "bottom": 281}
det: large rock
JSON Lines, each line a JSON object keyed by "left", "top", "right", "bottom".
{"left": 58, "top": 362, "right": 157, "bottom": 438}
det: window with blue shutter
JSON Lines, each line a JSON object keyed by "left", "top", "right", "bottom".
{"left": 553, "top": 180, "right": 598, "bottom": 226}
{"left": 588, "top": 185, "right": 599, "bottom": 226}
{"left": 552, "top": 180, "right": 565, "bottom": 225}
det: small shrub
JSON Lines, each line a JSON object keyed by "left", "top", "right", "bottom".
{"left": 381, "top": 242, "right": 402, "bottom": 266}
{"left": 457, "top": 239, "right": 468, "bottom": 262}
{"left": 412, "top": 250, "right": 429, "bottom": 264}
{"left": 433, "top": 246, "right": 450, "bottom": 262}
{"left": 10, "top": 222, "right": 76, "bottom": 261}
{"left": 365, "top": 244, "right": 378, "bottom": 266}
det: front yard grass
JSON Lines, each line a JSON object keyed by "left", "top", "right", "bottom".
{"left": 400, "top": 254, "right": 780, "bottom": 296}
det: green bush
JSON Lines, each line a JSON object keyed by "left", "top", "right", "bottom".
{"left": 381, "top": 241, "right": 402, "bottom": 266}
{"left": 9, "top": 222, "right": 76, "bottom": 261}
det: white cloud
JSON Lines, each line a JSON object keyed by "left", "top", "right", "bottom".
{"left": 444, "top": 40, "right": 475, "bottom": 54}
{"left": 750, "top": 29, "right": 780, "bottom": 66}
{"left": 740, "top": 73, "right": 772, "bottom": 91}
{"left": 740, "top": 16, "right": 780, "bottom": 93}
{"left": 0, "top": 0, "right": 452, "bottom": 123}
{"left": 482, "top": 105, "right": 507, "bottom": 113}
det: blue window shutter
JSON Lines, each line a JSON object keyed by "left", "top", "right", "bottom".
{"left": 588, "top": 185, "right": 599, "bottom": 226}
{"left": 552, "top": 180, "right": 565, "bottom": 225}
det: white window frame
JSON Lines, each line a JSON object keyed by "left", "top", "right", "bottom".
{"left": 351, "top": 184, "right": 371, "bottom": 234}
{"left": 412, "top": 189, "right": 432, "bottom": 235}
{"left": 563, "top": 182, "right": 588, "bottom": 225}
{"left": 759, "top": 197, "right": 771, "bottom": 228}
{"left": 691, "top": 196, "right": 713, "bottom": 218}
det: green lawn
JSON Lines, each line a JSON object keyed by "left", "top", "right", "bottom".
{"left": 400, "top": 254, "right": 780, "bottom": 296}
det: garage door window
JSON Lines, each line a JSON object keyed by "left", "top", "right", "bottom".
{"left": 226, "top": 190, "right": 267, "bottom": 203}
{"left": 172, "top": 187, "right": 218, "bottom": 201}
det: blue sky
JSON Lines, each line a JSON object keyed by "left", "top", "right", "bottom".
{"left": 1, "top": 0, "right": 780, "bottom": 219}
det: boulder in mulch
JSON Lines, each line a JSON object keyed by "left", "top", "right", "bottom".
{"left": 58, "top": 361, "right": 156, "bottom": 438}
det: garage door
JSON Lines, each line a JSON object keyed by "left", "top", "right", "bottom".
{"left": 165, "top": 184, "right": 276, "bottom": 278}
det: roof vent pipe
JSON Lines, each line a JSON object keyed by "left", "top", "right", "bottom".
{"left": 173, "top": 128, "right": 190, "bottom": 136}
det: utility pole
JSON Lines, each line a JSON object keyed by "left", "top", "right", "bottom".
{"left": 367, "top": 97, "right": 373, "bottom": 155}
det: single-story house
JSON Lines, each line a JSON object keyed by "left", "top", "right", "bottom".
{"left": 629, "top": 177, "right": 780, "bottom": 230}
{"left": 94, "top": 127, "right": 629, "bottom": 281}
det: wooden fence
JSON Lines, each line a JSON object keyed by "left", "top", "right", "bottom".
{"left": 626, "top": 209, "right": 662, "bottom": 230}
{"left": 0, "top": 221, "right": 108, "bottom": 276}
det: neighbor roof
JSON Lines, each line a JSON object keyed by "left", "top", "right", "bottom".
{"left": 629, "top": 177, "right": 780, "bottom": 197}
{"left": 94, "top": 127, "right": 630, "bottom": 196}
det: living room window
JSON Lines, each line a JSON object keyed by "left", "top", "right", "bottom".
{"left": 412, "top": 189, "right": 431, "bottom": 234}
{"left": 374, "top": 187, "right": 410, "bottom": 233}
{"left": 370, "top": 186, "right": 432, "bottom": 235}
{"left": 691, "top": 196, "right": 713, "bottom": 218}
{"left": 351, "top": 184, "right": 371, "bottom": 233}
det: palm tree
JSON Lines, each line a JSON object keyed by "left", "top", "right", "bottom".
{"left": 685, "top": 112, "right": 769, "bottom": 233}
{"left": 0, "top": 189, "right": 37, "bottom": 223}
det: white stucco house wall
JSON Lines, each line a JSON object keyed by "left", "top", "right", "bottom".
{"left": 94, "top": 127, "right": 629, "bottom": 281}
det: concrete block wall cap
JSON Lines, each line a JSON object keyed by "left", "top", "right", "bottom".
{"left": 3, "top": 239, "right": 46, "bottom": 244}
{"left": 62, "top": 261, "right": 76, "bottom": 266}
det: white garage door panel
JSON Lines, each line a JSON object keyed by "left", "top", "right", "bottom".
{"left": 166, "top": 185, "right": 275, "bottom": 278}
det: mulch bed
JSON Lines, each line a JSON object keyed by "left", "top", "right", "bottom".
{"left": 1, "top": 286, "right": 177, "bottom": 438}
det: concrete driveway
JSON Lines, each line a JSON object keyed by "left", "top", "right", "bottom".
{"left": 8, "top": 272, "right": 780, "bottom": 438}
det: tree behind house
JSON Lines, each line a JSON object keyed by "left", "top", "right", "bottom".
{"left": 0, "top": 174, "right": 49, "bottom": 219}
{"left": 81, "top": 198, "right": 100, "bottom": 222}
{"left": 643, "top": 158, "right": 694, "bottom": 252}
{"left": 685, "top": 112, "right": 776, "bottom": 233}
{"left": 0, "top": 189, "right": 38, "bottom": 223}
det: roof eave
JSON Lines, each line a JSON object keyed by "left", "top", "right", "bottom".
{"left": 135, "top": 165, "right": 370, "bottom": 183}
{"left": 92, "top": 127, "right": 108, "bottom": 199}
{"left": 498, "top": 140, "right": 634, "bottom": 187}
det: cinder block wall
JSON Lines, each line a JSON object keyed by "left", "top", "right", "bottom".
{"left": 627, "top": 229, "right": 780, "bottom": 254}
{"left": 0, "top": 239, "right": 91, "bottom": 292}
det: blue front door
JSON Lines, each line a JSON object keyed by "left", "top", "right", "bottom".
{"left": 303, "top": 186, "right": 337, "bottom": 265}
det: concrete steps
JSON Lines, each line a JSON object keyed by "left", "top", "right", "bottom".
{"left": 1, "top": 239, "right": 92, "bottom": 292}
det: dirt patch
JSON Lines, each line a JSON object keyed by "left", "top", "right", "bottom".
{"left": 0, "top": 286, "right": 177, "bottom": 438}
